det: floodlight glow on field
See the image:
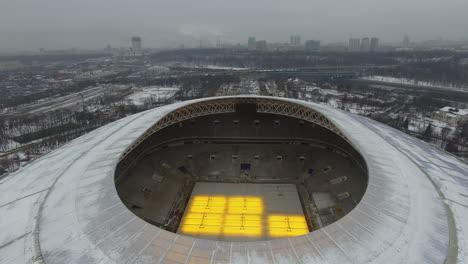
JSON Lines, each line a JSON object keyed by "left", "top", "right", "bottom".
{"left": 180, "top": 213, "right": 223, "bottom": 235}
{"left": 179, "top": 195, "right": 309, "bottom": 239}
{"left": 227, "top": 196, "right": 263, "bottom": 214}
{"left": 189, "top": 196, "right": 226, "bottom": 213}
{"left": 223, "top": 214, "right": 263, "bottom": 237}
{"left": 268, "top": 215, "right": 309, "bottom": 237}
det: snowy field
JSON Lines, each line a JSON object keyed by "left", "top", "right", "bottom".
{"left": 203, "top": 65, "right": 249, "bottom": 71}
{"left": 303, "top": 86, "right": 343, "bottom": 96}
{"left": 126, "top": 86, "right": 180, "bottom": 105}
{"left": 361, "top": 75, "right": 468, "bottom": 91}
{"left": 167, "top": 62, "right": 249, "bottom": 71}
{"left": 0, "top": 139, "right": 20, "bottom": 153}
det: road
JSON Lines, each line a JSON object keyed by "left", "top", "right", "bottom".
{"left": 1, "top": 86, "right": 109, "bottom": 117}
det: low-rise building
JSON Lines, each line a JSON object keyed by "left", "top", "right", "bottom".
{"left": 432, "top": 106, "right": 468, "bottom": 125}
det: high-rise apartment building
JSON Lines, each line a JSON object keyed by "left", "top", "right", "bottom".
{"left": 349, "top": 38, "right": 361, "bottom": 51}
{"left": 360, "top": 37, "right": 370, "bottom": 52}
{"left": 403, "top": 35, "right": 410, "bottom": 48}
{"left": 248, "top": 37, "right": 256, "bottom": 51}
{"left": 290, "top": 35, "right": 301, "bottom": 46}
{"left": 131, "top": 36, "right": 142, "bottom": 53}
{"left": 370, "top": 38, "right": 379, "bottom": 52}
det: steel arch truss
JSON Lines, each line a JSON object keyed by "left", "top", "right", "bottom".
{"left": 119, "top": 98, "right": 348, "bottom": 163}
{"left": 119, "top": 99, "right": 236, "bottom": 161}
{"left": 255, "top": 99, "right": 348, "bottom": 140}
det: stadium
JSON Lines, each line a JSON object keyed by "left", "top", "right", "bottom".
{"left": 1, "top": 96, "right": 467, "bottom": 264}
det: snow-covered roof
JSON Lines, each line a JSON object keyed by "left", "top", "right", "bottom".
{"left": 1, "top": 96, "right": 467, "bottom": 264}
{"left": 438, "top": 106, "right": 468, "bottom": 116}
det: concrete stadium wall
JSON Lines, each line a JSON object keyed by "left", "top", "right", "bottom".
{"left": 115, "top": 107, "right": 368, "bottom": 234}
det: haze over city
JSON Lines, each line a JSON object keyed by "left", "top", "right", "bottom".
{"left": 3, "top": 0, "right": 468, "bottom": 263}
{"left": 1, "top": 0, "right": 468, "bottom": 52}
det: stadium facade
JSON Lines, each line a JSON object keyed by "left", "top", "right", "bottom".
{"left": 1, "top": 96, "right": 467, "bottom": 264}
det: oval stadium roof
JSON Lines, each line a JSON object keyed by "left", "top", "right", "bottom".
{"left": 0, "top": 96, "right": 467, "bottom": 264}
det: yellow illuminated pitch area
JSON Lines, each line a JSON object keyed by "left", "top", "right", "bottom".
{"left": 180, "top": 196, "right": 226, "bottom": 235}
{"left": 224, "top": 214, "right": 262, "bottom": 237}
{"left": 227, "top": 197, "right": 263, "bottom": 214}
{"left": 268, "top": 215, "right": 310, "bottom": 237}
{"left": 179, "top": 195, "right": 310, "bottom": 239}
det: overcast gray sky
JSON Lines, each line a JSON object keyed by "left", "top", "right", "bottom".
{"left": 1, "top": 0, "right": 468, "bottom": 52}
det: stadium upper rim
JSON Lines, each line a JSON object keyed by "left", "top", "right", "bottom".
{"left": 0, "top": 95, "right": 466, "bottom": 264}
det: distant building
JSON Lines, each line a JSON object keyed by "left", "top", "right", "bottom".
{"left": 305, "top": 40, "right": 321, "bottom": 51}
{"left": 256, "top": 40, "right": 268, "bottom": 51}
{"left": 459, "top": 45, "right": 468, "bottom": 52}
{"left": 370, "top": 38, "right": 379, "bottom": 52}
{"left": 290, "top": 35, "right": 301, "bottom": 46}
{"left": 360, "top": 37, "right": 370, "bottom": 52}
{"left": 432, "top": 107, "right": 468, "bottom": 125}
{"left": 395, "top": 47, "right": 414, "bottom": 52}
{"left": 131, "top": 36, "right": 142, "bottom": 55}
{"left": 321, "top": 43, "right": 347, "bottom": 52}
{"left": 403, "top": 35, "right": 411, "bottom": 48}
{"left": 349, "top": 38, "right": 361, "bottom": 51}
{"left": 248, "top": 37, "right": 256, "bottom": 51}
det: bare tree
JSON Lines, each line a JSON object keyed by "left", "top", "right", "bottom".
{"left": 403, "top": 118, "right": 410, "bottom": 130}
{"left": 441, "top": 127, "right": 451, "bottom": 144}
{"left": 423, "top": 123, "right": 433, "bottom": 141}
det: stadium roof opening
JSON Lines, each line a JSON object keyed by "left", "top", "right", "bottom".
{"left": 178, "top": 183, "right": 310, "bottom": 241}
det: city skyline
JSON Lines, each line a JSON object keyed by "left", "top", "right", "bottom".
{"left": 2, "top": 33, "right": 467, "bottom": 55}
{"left": 1, "top": 0, "right": 468, "bottom": 52}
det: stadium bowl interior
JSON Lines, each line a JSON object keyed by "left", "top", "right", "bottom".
{"left": 115, "top": 98, "right": 368, "bottom": 241}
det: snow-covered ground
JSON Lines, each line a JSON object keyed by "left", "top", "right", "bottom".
{"left": 394, "top": 56, "right": 453, "bottom": 64}
{"left": 303, "top": 86, "right": 344, "bottom": 96}
{"left": 0, "top": 138, "right": 20, "bottom": 152}
{"left": 168, "top": 62, "right": 249, "bottom": 71}
{"left": 459, "top": 58, "right": 468, "bottom": 65}
{"left": 204, "top": 65, "right": 249, "bottom": 71}
{"left": 361, "top": 75, "right": 468, "bottom": 91}
{"left": 126, "top": 86, "right": 180, "bottom": 105}
{"left": 216, "top": 80, "right": 260, "bottom": 96}
{"left": 1, "top": 97, "right": 466, "bottom": 263}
